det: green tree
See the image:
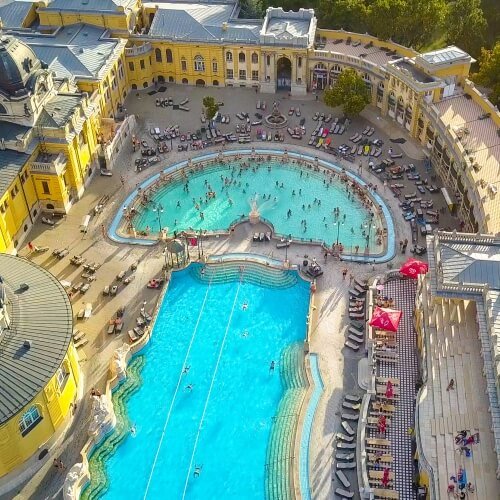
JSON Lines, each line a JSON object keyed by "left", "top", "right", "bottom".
{"left": 202, "top": 96, "right": 219, "bottom": 120}
{"left": 445, "top": 0, "right": 487, "bottom": 57}
{"left": 318, "top": 0, "right": 368, "bottom": 32}
{"left": 324, "top": 68, "right": 370, "bottom": 116}
{"left": 367, "top": 0, "right": 407, "bottom": 43}
{"left": 472, "top": 42, "right": 500, "bottom": 106}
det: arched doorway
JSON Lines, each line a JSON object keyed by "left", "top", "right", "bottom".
{"left": 196, "top": 79, "right": 206, "bottom": 87}
{"left": 276, "top": 57, "right": 291, "bottom": 91}
{"left": 182, "top": 78, "right": 188, "bottom": 85}
{"left": 213, "top": 80, "right": 219, "bottom": 86}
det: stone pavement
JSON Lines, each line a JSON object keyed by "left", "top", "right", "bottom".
{"left": 10, "top": 85, "right": 462, "bottom": 500}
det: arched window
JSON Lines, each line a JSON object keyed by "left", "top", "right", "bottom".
{"left": 239, "top": 52, "right": 245, "bottom": 63}
{"left": 194, "top": 55, "right": 205, "bottom": 72}
{"left": 181, "top": 57, "right": 187, "bottom": 72}
{"left": 251, "top": 52, "right": 258, "bottom": 64}
{"left": 155, "top": 48, "right": 162, "bottom": 62}
{"left": 266, "top": 55, "right": 270, "bottom": 66}
{"left": 0, "top": 103, "right": 7, "bottom": 114}
{"left": 298, "top": 56, "right": 302, "bottom": 68}
{"left": 213, "top": 79, "right": 219, "bottom": 86}
{"left": 226, "top": 51, "right": 233, "bottom": 62}
{"left": 212, "top": 59, "right": 218, "bottom": 73}
{"left": 166, "top": 49, "right": 173, "bottom": 63}
{"left": 314, "top": 63, "right": 326, "bottom": 70}
{"left": 182, "top": 78, "right": 188, "bottom": 84}
{"left": 19, "top": 406, "right": 42, "bottom": 436}
{"left": 378, "top": 81, "right": 385, "bottom": 90}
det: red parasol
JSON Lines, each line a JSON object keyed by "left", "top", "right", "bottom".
{"left": 399, "top": 258, "right": 429, "bottom": 278}
{"left": 369, "top": 307, "right": 402, "bottom": 332}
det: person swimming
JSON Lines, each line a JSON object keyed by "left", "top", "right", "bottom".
{"left": 194, "top": 464, "right": 203, "bottom": 478}
{"left": 241, "top": 330, "right": 249, "bottom": 338}
{"left": 130, "top": 424, "right": 136, "bottom": 436}
{"left": 186, "top": 384, "right": 194, "bottom": 392}
{"left": 270, "top": 360, "right": 275, "bottom": 373}
{"left": 242, "top": 302, "right": 248, "bottom": 310}
{"left": 182, "top": 365, "right": 191, "bottom": 374}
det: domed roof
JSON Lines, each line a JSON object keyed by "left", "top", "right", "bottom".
{"left": 0, "top": 35, "right": 41, "bottom": 96}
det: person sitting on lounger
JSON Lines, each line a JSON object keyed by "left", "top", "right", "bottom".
{"left": 194, "top": 465, "right": 203, "bottom": 477}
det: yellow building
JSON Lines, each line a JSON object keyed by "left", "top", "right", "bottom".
{"left": 0, "top": 254, "right": 81, "bottom": 483}
{"left": 0, "top": 26, "right": 128, "bottom": 253}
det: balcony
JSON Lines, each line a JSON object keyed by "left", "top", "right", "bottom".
{"left": 30, "top": 153, "right": 67, "bottom": 176}
{"left": 125, "top": 43, "right": 152, "bottom": 57}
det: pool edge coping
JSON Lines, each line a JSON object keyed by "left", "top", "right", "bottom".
{"left": 107, "top": 149, "right": 396, "bottom": 263}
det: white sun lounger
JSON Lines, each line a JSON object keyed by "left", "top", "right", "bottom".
{"left": 84, "top": 303, "right": 92, "bottom": 319}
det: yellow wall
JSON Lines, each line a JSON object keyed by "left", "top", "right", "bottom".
{"left": 0, "top": 343, "right": 80, "bottom": 477}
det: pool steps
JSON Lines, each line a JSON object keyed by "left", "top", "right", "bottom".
{"left": 81, "top": 356, "right": 145, "bottom": 500}
{"left": 190, "top": 261, "right": 300, "bottom": 289}
{"left": 265, "top": 342, "right": 308, "bottom": 500}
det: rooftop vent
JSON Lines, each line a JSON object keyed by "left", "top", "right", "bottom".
{"left": 23, "top": 340, "right": 32, "bottom": 349}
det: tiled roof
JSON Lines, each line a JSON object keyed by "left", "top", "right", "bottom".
{"left": 149, "top": 2, "right": 259, "bottom": 43}
{"left": 0, "top": 255, "right": 73, "bottom": 425}
{"left": 0, "top": 148, "right": 29, "bottom": 194}
{"left": 322, "top": 39, "right": 398, "bottom": 68}
{"left": 17, "top": 24, "right": 123, "bottom": 80}
{"left": 0, "top": 0, "right": 32, "bottom": 28}
{"left": 434, "top": 94, "right": 500, "bottom": 231}
{"left": 36, "top": 94, "right": 82, "bottom": 128}
{"left": 42, "top": 0, "right": 136, "bottom": 13}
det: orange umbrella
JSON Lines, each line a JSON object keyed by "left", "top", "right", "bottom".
{"left": 369, "top": 307, "right": 402, "bottom": 333}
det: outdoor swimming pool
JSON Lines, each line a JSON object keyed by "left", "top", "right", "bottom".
{"left": 129, "top": 156, "right": 383, "bottom": 251}
{"left": 83, "top": 263, "right": 310, "bottom": 499}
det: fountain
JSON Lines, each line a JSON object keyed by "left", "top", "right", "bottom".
{"left": 264, "top": 101, "right": 288, "bottom": 129}
{"left": 249, "top": 197, "right": 260, "bottom": 224}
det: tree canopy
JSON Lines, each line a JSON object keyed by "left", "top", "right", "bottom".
{"left": 324, "top": 69, "right": 371, "bottom": 116}
{"left": 472, "top": 42, "right": 500, "bottom": 106}
{"left": 202, "top": 96, "right": 219, "bottom": 119}
{"left": 446, "top": 0, "right": 487, "bottom": 56}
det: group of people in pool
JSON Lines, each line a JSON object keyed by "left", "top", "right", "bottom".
{"left": 126, "top": 154, "right": 383, "bottom": 244}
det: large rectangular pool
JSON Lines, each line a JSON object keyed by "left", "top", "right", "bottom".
{"left": 87, "top": 264, "right": 310, "bottom": 499}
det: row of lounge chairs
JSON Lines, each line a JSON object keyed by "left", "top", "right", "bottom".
{"left": 334, "top": 393, "right": 362, "bottom": 498}
{"left": 345, "top": 279, "right": 368, "bottom": 351}
{"left": 252, "top": 232, "right": 271, "bottom": 242}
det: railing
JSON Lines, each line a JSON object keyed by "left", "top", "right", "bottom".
{"left": 311, "top": 50, "right": 386, "bottom": 78}
{"left": 100, "top": 115, "right": 137, "bottom": 170}
{"left": 30, "top": 152, "right": 67, "bottom": 175}
{"left": 125, "top": 43, "right": 152, "bottom": 57}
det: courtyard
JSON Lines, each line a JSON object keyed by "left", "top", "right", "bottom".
{"left": 8, "top": 85, "right": 463, "bottom": 500}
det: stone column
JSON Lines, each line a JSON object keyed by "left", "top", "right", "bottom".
{"left": 291, "top": 54, "right": 307, "bottom": 96}
{"left": 260, "top": 51, "right": 275, "bottom": 94}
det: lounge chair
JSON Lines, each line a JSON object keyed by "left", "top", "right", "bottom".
{"left": 77, "top": 308, "right": 85, "bottom": 320}
{"left": 345, "top": 340, "right": 360, "bottom": 351}
{"left": 341, "top": 412, "right": 359, "bottom": 421}
{"left": 341, "top": 421, "right": 355, "bottom": 436}
{"left": 335, "top": 487, "right": 354, "bottom": 497}
{"left": 103, "top": 285, "right": 110, "bottom": 296}
{"left": 74, "top": 338, "right": 88, "bottom": 349}
{"left": 42, "top": 216, "right": 55, "bottom": 226}
{"left": 84, "top": 303, "right": 92, "bottom": 319}
{"left": 336, "top": 470, "right": 351, "bottom": 488}
{"left": 342, "top": 401, "right": 361, "bottom": 411}
{"left": 253, "top": 233, "right": 259, "bottom": 242}
{"left": 337, "top": 442, "right": 356, "bottom": 450}
{"left": 348, "top": 333, "right": 364, "bottom": 344}
{"left": 335, "top": 432, "right": 354, "bottom": 443}
{"left": 336, "top": 462, "right": 356, "bottom": 470}
{"left": 344, "top": 394, "right": 361, "bottom": 403}
{"left": 336, "top": 452, "right": 355, "bottom": 461}
{"left": 110, "top": 285, "right": 118, "bottom": 296}
{"left": 107, "top": 323, "right": 116, "bottom": 334}
{"left": 348, "top": 326, "right": 364, "bottom": 337}
{"left": 80, "top": 283, "right": 90, "bottom": 294}
{"left": 117, "top": 270, "right": 126, "bottom": 281}
{"left": 128, "top": 329, "right": 139, "bottom": 342}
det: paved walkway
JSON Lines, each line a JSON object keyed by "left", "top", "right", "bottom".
{"left": 8, "top": 85, "right": 463, "bottom": 499}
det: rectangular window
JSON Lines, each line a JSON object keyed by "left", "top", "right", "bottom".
{"left": 19, "top": 406, "right": 43, "bottom": 437}
{"left": 251, "top": 70, "right": 259, "bottom": 81}
{"left": 140, "top": 59, "right": 145, "bottom": 70}
{"left": 128, "top": 61, "right": 134, "bottom": 71}
{"left": 56, "top": 366, "right": 69, "bottom": 392}
{"left": 11, "top": 188, "right": 16, "bottom": 199}
{"left": 239, "top": 69, "right": 246, "bottom": 80}
{"left": 181, "top": 60, "right": 187, "bottom": 71}
{"left": 226, "top": 69, "right": 233, "bottom": 79}
{"left": 212, "top": 61, "right": 218, "bottom": 73}
{"left": 42, "top": 181, "right": 50, "bottom": 195}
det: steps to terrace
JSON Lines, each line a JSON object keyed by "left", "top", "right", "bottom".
{"left": 81, "top": 356, "right": 145, "bottom": 500}
{"left": 265, "top": 342, "right": 308, "bottom": 500}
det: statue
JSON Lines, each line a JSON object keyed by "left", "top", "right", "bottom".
{"left": 249, "top": 197, "right": 260, "bottom": 225}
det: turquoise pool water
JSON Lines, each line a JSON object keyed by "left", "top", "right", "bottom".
{"left": 132, "top": 159, "right": 381, "bottom": 250}
{"left": 98, "top": 264, "right": 310, "bottom": 499}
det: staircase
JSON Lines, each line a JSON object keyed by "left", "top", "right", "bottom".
{"left": 190, "top": 261, "right": 300, "bottom": 289}
{"left": 81, "top": 355, "right": 146, "bottom": 500}
{"left": 265, "top": 342, "right": 308, "bottom": 500}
